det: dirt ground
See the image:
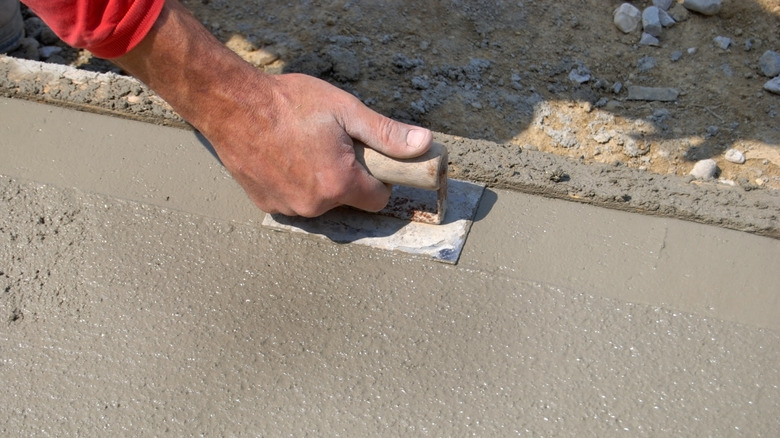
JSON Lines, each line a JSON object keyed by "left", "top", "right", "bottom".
{"left": 13, "top": 0, "right": 780, "bottom": 190}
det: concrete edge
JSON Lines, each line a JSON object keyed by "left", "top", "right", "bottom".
{"left": 2, "top": 55, "right": 778, "bottom": 238}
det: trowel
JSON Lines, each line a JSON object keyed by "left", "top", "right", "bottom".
{"left": 261, "top": 142, "right": 485, "bottom": 263}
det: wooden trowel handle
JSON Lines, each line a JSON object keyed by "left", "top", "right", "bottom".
{"left": 353, "top": 142, "right": 448, "bottom": 190}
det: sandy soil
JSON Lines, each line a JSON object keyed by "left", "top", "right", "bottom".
{"left": 6, "top": 1, "right": 780, "bottom": 191}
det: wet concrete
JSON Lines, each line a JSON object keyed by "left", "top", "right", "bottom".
{"left": 1, "top": 97, "right": 779, "bottom": 435}
{"left": 3, "top": 57, "right": 779, "bottom": 238}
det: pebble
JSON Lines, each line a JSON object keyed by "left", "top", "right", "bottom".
{"left": 614, "top": 3, "right": 642, "bottom": 33}
{"left": 592, "top": 130, "right": 612, "bottom": 144}
{"left": 642, "top": 7, "right": 663, "bottom": 37}
{"left": 713, "top": 36, "right": 731, "bottom": 50}
{"left": 659, "top": 9, "right": 676, "bottom": 27}
{"left": 627, "top": 86, "right": 679, "bottom": 101}
{"left": 759, "top": 50, "right": 780, "bottom": 77}
{"left": 245, "top": 48, "right": 279, "bottom": 67}
{"left": 668, "top": 3, "right": 690, "bottom": 21}
{"left": 639, "top": 33, "right": 660, "bottom": 47}
{"left": 689, "top": 159, "right": 719, "bottom": 179}
{"left": 653, "top": 0, "right": 673, "bottom": 10}
{"left": 764, "top": 77, "right": 780, "bottom": 95}
{"left": 38, "top": 45, "right": 61, "bottom": 59}
{"left": 14, "top": 37, "right": 39, "bottom": 60}
{"left": 683, "top": 0, "right": 723, "bottom": 16}
{"left": 724, "top": 149, "right": 746, "bottom": 164}
{"left": 568, "top": 67, "right": 591, "bottom": 84}
{"left": 23, "top": 17, "right": 45, "bottom": 39}
{"left": 622, "top": 136, "right": 650, "bottom": 157}
{"left": 637, "top": 56, "right": 657, "bottom": 72}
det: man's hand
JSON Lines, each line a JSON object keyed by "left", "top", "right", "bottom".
{"left": 114, "top": 0, "right": 432, "bottom": 217}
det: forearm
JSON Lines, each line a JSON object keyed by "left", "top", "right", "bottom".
{"left": 113, "top": 0, "right": 275, "bottom": 150}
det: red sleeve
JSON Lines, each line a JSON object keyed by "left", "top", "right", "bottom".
{"left": 21, "top": 0, "right": 166, "bottom": 59}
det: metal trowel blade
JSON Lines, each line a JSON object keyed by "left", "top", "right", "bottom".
{"left": 261, "top": 179, "right": 485, "bottom": 264}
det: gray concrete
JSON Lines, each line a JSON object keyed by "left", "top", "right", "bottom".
{"left": 1, "top": 98, "right": 779, "bottom": 435}
{"left": 3, "top": 57, "right": 779, "bottom": 238}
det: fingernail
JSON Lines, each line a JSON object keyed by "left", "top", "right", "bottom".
{"left": 406, "top": 128, "right": 429, "bottom": 149}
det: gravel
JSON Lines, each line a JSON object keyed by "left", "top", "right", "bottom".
{"left": 690, "top": 159, "right": 719, "bottom": 179}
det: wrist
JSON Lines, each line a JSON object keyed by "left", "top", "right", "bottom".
{"left": 113, "top": 0, "right": 276, "bottom": 145}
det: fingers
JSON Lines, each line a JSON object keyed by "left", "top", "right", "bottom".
{"left": 339, "top": 97, "right": 434, "bottom": 160}
{"left": 339, "top": 163, "right": 393, "bottom": 213}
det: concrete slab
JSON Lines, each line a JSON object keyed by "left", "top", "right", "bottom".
{"left": 1, "top": 98, "right": 779, "bottom": 435}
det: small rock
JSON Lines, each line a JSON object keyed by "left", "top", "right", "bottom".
{"left": 627, "top": 86, "right": 679, "bottom": 101}
{"left": 653, "top": 0, "right": 673, "bottom": 10}
{"left": 652, "top": 108, "right": 672, "bottom": 123}
{"left": 683, "top": 0, "right": 723, "bottom": 16}
{"left": 592, "top": 130, "right": 613, "bottom": 144}
{"left": 12, "top": 37, "right": 40, "bottom": 61}
{"left": 670, "top": 50, "right": 683, "bottom": 62}
{"left": 245, "top": 48, "right": 279, "bottom": 66}
{"left": 614, "top": 3, "right": 642, "bottom": 33}
{"left": 724, "top": 149, "right": 746, "bottom": 164}
{"left": 39, "top": 27, "right": 59, "bottom": 45}
{"left": 759, "top": 50, "right": 780, "bottom": 77}
{"left": 658, "top": 9, "right": 676, "bottom": 27}
{"left": 612, "top": 81, "right": 623, "bottom": 94}
{"left": 689, "top": 159, "right": 719, "bottom": 179}
{"left": 764, "top": 77, "right": 780, "bottom": 95}
{"left": 637, "top": 56, "right": 657, "bottom": 71}
{"left": 568, "top": 66, "right": 591, "bottom": 84}
{"left": 713, "top": 36, "right": 731, "bottom": 50}
{"left": 669, "top": 3, "right": 690, "bottom": 21}
{"left": 639, "top": 33, "right": 660, "bottom": 47}
{"left": 38, "top": 45, "right": 62, "bottom": 59}
{"left": 642, "top": 7, "right": 663, "bottom": 37}
{"left": 548, "top": 168, "right": 567, "bottom": 183}
{"left": 23, "top": 17, "right": 45, "bottom": 39}
{"left": 622, "top": 136, "right": 650, "bottom": 157}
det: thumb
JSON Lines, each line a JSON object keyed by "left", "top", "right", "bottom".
{"left": 341, "top": 101, "right": 433, "bottom": 159}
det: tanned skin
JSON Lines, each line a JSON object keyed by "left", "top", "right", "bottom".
{"left": 114, "top": 0, "right": 432, "bottom": 217}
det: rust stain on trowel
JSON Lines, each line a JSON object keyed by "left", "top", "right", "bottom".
{"left": 262, "top": 179, "right": 485, "bottom": 264}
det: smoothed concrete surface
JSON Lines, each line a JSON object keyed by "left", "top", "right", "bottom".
{"left": 3, "top": 57, "right": 779, "bottom": 238}
{"left": 1, "top": 98, "right": 779, "bottom": 435}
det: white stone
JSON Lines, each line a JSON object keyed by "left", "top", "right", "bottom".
{"left": 569, "top": 68, "right": 591, "bottom": 84}
{"left": 614, "top": 3, "right": 642, "bottom": 33}
{"left": 713, "top": 36, "right": 731, "bottom": 50}
{"left": 639, "top": 33, "right": 660, "bottom": 47}
{"left": 724, "top": 149, "right": 746, "bottom": 164}
{"left": 759, "top": 50, "right": 780, "bottom": 77}
{"left": 689, "top": 159, "right": 718, "bottom": 179}
{"left": 764, "top": 77, "right": 780, "bottom": 95}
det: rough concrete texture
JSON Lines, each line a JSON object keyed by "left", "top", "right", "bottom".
{"left": 1, "top": 98, "right": 779, "bottom": 435}
{"left": 2, "top": 57, "right": 778, "bottom": 238}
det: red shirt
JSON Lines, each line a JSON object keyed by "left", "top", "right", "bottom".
{"left": 22, "top": 0, "right": 165, "bottom": 59}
